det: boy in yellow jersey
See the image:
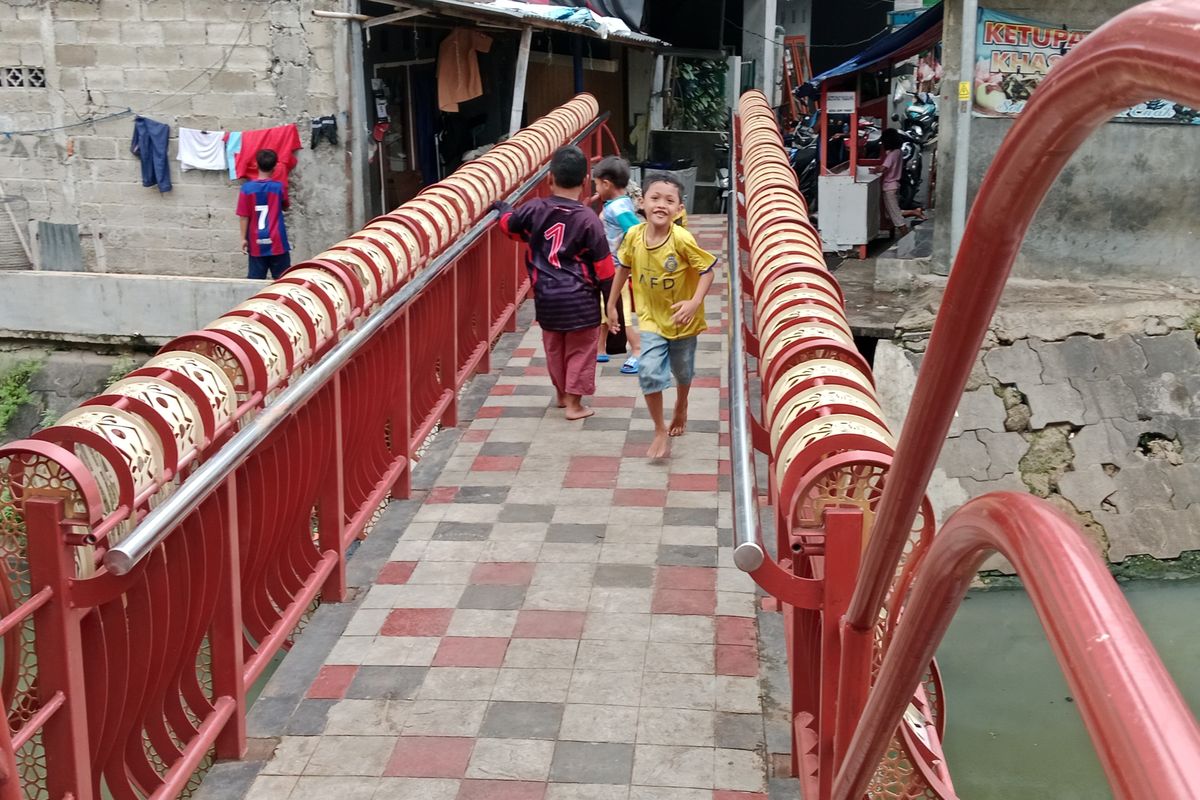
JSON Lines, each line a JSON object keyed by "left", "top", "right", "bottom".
{"left": 607, "top": 173, "right": 717, "bottom": 459}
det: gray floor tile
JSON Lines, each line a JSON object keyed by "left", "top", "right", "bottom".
{"left": 345, "top": 666, "right": 428, "bottom": 700}
{"left": 715, "top": 712, "right": 764, "bottom": 751}
{"left": 458, "top": 584, "right": 528, "bottom": 610}
{"left": 656, "top": 545, "right": 719, "bottom": 568}
{"left": 479, "top": 701, "right": 565, "bottom": 739}
{"left": 664, "top": 507, "right": 719, "bottom": 527}
{"left": 548, "top": 523, "right": 608, "bottom": 544}
{"left": 284, "top": 699, "right": 335, "bottom": 736}
{"left": 433, "top": 522, "right": 493, "bottom": 541}
{"left": 593, "top": 564, "right": 654, "bottom": 588}
{"left": 550, "top": 741, "right": 635, "bottom": 785}
{"left": 481, "top": 441, "right": 532, "bottom": 456}
{"left": 583, "top": 417, "right": 631, "bottom": 431}
{"left": 500, "top": 503, "right": 558, "bottom": 523}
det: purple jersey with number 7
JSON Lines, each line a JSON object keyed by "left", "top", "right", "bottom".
{"left": 499, "top": 196, "right": 615, "bottom": 332}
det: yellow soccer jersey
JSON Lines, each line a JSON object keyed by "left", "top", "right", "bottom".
{"left": 618, "top": 222, "right": 717, "bottom": 340}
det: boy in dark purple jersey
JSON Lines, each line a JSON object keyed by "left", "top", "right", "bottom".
{"left": 236, "top": 149, "right": 291, "bottom": 280}
{"left": 498, "top": 146, "right": 615, "bottom": 420}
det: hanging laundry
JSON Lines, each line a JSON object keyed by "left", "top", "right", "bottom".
{"left": 130, "top": 115, "right": 172, "bottom": 192}
{"left": 234, "top": 124, "right": 303, "bottom": 187}
{"left": 178, "top": 127, "right": 227, "bottom": 171}
{"left": 437, "top": 28, "right": 493, "bottom": 112}
{"left": 225, "top": 131, "right": 243, "bottom": 180}
{"left": 310, "top": 116, "right": 339, "bottom": 149}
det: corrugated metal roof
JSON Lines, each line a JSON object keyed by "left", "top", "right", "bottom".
{"left": 388, "top": 0, "right": 667, "bottom": 47}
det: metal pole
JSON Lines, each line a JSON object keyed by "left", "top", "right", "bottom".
{"left": 949, "top": 0, "right": 978, "bottom": 264}
{"left": 509, "top": 27, "right": 533, "bottom": 136}
{"left": 726, "top": 126, "right": 766, "bottom": 573}
{"left": 105, "top": 114, "right": 611, "bottom": 577}
{"left": 348, "top": 4, "right": 369, "bottom": 229}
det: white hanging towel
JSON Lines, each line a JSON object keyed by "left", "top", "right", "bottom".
{"left": 178, "top": 127, "right": 228, "bottom": 171}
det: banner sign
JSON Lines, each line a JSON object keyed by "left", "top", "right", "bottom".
{"left": 973, "top": 8, "right": 1200, "bottom": 124}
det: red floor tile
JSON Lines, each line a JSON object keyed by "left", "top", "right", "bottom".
{"left": 433, "top": 637, "right": 510, "bottom": 667}
{"left": 716, "top": 616, "right": 758, "bottom": 647}
{"left": 718, "top": 433, "right": 730, "bottom": 447}
{"left": 713, "top": 792, "right": 767, "bottom": 800}
{"left": 614, "top": 488, "right": 668, "bottom": 507}
{"left": 590, "top": 396, "right": 636, "bottom": 408}
{"left": 378, "top": 561, "right": 418, "bottom": 585}
{"left": 491, "top": 384, "right": 517, "bottom": 396}
{"left": 473, "top": 455, "right": 524, "bottom": 472}
{"left": 715, "top": 644, "right": 759, "bottom": 677}
{"left": 381, "top": 608, "right": 454, "bottom": 637}
{"left": 692, "top": 377, "right": 722, "bottom": 389}
{"left": 306, "top": 665, "right": 357, "bottom": 699}
{"left": 563, "top": 472, "right": 618, "bottom": 489}
{"left": 652, "top": 589, "right": 717, "bottom": 615}
{"left": 513, "top": 610, "right": 586, "bottom": 639}
{"left": 385, "top": 736, "right": 475, "bottom": 778}
{"left": 657, "top": 566, "right": 717, "bottom": 591}
{"left": 669, "top": 473, "right": 720, "bottom": 492}
{"left": 458, "top": 780, "right": 547, "bottom": 800}
{"left": 718, "top": 459, "right": 731, "bottom": 476}
{"left": 477, "top": 406, "right": 503, "bottom": 419}
{"left": 513, "top": 348, "right": 536, "bottom": 357}
{"left": 461, "top": 429, "right": 490, "bottom": 443}
{"left": 524, "top": 366, "right": 550, "bottom": 377}
{"left": 470, "top": 562, "right": 536, "bottom": 585}
{"left": 427, "top": 486, "right": 459, "bottom": 504}
{"left": 569, "top": 456, "right": 622, "bottom": 474}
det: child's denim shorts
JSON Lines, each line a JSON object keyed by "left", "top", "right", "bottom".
{"left": 638, "top": 330, "right": 698, "bottom": 395}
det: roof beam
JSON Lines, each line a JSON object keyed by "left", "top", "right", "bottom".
{"left": 365, "top": 8, "right": 427, "bottom": 28}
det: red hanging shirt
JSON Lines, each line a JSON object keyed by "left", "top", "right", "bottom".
{"left": 235, "top": 124, "right": 303, "bottom": 188}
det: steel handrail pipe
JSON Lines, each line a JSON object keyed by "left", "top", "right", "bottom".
{"left": 832, "top": 492, "right": 1200, "bottom": 800}
{"left": 726, "top": 129, "right": 766, "bottom": 573}
{"left": 845, "top": 0, "right": 1200, "bottom": 631}
{"left": 105, "top": 113, "right": 611, "bottom": 576}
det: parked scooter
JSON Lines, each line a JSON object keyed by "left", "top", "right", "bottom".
{"left": 714, "top": 134, "right": 731, "bottom": 215}
{"left": 783, "top": 123, "right": 819, "bottom": 213}
{"left": 895, "top": 91, "right": 939, "bottom": 145}
{"left": 897, "top": 129, "right": 923, "bottom": 210}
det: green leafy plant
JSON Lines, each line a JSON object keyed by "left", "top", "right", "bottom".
{"left": 0, "top": 362, "right": 38, "bottom": 437}
{"left": 106, "top": 355, "right": 136, "bottom": 389}
{"left": 669, "top": 59, "right": 730, "bottom": 131}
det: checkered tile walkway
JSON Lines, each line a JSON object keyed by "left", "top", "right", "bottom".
{"left": 236, "top": 217, "right": 772, "bottom": 800}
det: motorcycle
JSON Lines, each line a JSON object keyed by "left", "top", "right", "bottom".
{"left": 714, "top": 134, "right": 731, "bottom": 215}
{"left": 895, "top": 91, "right": 939, "bottom": 145}
{"left": 897, "top": 129, "right": 923, "bottom": 210}
{"left": 783, "top": 123, "right": 819, "bottom": 214}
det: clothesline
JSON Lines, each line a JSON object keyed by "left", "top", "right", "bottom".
{"left": 1, "top": 107, "right": 136, "bottom": 139}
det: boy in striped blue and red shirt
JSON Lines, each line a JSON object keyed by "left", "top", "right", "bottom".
{"left": 236, "top": 149, "right": 291, "bottom": 280}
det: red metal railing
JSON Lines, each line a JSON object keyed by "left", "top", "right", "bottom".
{"left": 730, "top": 0, "right": 1200, "bottom": 796}
{"left": 0, "top": 96, "right": 613, "bottom": 799}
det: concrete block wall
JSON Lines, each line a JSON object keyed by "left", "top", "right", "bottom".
{"left": 877, "top": 312, "right": 1200, "bottom": 567}
{"left": 0, "top": 0, "right": 352, "bottom": 278}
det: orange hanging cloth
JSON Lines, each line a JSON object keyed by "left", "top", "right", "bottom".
{"left": 437, "top": 28, "right": 494, "bottom": 112}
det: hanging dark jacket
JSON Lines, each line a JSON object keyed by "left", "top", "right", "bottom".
{"left": 131, "top": 115, "right": 172, "bottom": 193}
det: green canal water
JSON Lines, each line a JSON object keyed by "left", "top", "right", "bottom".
{"left": 935, "top": 580, "right": 1200, "bottom": 798}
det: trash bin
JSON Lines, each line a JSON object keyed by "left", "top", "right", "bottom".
{"left": 636, "top": 160, "right": 699, "bottom": 215}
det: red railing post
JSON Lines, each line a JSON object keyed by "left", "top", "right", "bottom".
{"left": 395, "top": 311, "right": 413, "bottom": 500}
{"left": 817, "top": 509, "right": 865, "bottom": 800}
{"left": 25, "top": 498, "right": 93, "bottom": 800}
{"left": 320, "top": 378, "right": 348, "bottom": 601}
{"left": 211, "top": 477, "right": 247, "bottom": 760}
{"left": 441, "top": 264, "right": 460, "bottom": 429}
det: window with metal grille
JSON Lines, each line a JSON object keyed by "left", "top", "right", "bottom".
{"left": 0, "top": 67, "right": 46, "bottom": 89}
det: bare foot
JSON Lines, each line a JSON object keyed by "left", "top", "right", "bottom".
{"left": 565, "top": 405, "right": 595, "bottom": 421}
{"left": 669, "top": 405, "right": 688, "bottom": 437}
{"left": 646, "top": 431, "right": 670, "bottom": 459}
{"left": 556, "top": 392, "right": 567, "bottom": 409}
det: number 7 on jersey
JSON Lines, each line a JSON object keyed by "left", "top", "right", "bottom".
{"left": 544, "top": 222, "right": 565, "bottom": 269}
